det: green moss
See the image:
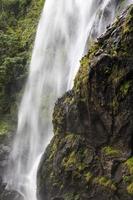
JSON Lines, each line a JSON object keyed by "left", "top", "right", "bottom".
{"left": 62, "top": 147, "right": 86, "bottom": 172}
{"left": 53, "top": 102, "right": 65, "bottom": 134}
{"left": 62, "top": 151, "right": 77, "bottom": 169}
{"left": 112, "top": 98, "right": 119, "bottom": 110}
{"left": 64, "top": 193, "right": 80, "bottom": 200}
{"left": 109, "top": 63, "right": 132, "bottom": 111}
{"left": 58, "top": 133, "right": 94, "bottom": 187}
{"left": 65, "top": 133, "right": 75, "bottom": 142}
{"left": 0, "top": 120, "right": 9, "bottom": 135}
{"left": 119, "top": 6, "right": 133, "bottom": 56}
{"left": 110, "top": 66, "right": 125, "bottom": 84}
{"left": 84, "top": 172, "right": 93, "bottom": 183}
{"left": 125, "top": 157, "right": 133, "bottom": 174}
{"left": 123, "top": 158, "right": 133, "bottom": 195}
{"left": 102, "top": 146, "right": 121, "bottom": 157}
{"left": 47, "top": 136, "right": 60, "bottom": 160}
{"left": 95, "top": 177, "right": 116, "bottom": 191}
{"left": 65, "top": 134, "right": 84, "bottom": 150}
{"left": 123, "top": 7, "right": 133, "bottom": 35}
{"left": 77, "top": 163, "right": 87, "bottom": 171}
{"left": 120, "top": 81, "right": 131, "bottom": 97}
{"left": 64, "top": 96, "right": 74, "bottom": 105}
{"left": 127, "top": 183, "right": 133, "bottom": 195}
{"left": 61, "top": 134, "right": 91, "bottom": 173}
{"left": 74, "top": 55, "right": 89, "bottom": 100}
{"left": 123, "top": 175, "right": 133, "bottom": 183}
{"left": 74, "top": 42, "right": 100, "bottom": 102}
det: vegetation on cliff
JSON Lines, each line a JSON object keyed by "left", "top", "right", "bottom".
{"left": 0, "top": 0, "right": 44, "bottom": 116}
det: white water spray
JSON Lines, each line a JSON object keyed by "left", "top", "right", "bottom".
{"left": 5, "top": 0, "right": 133, "bottom": 200}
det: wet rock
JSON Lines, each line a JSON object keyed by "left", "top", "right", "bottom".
{"left": 0, "top": 178, "right": 24, "bottom": 200}
{"left": 1, "top": 190, "right": 24, "bottom": 200}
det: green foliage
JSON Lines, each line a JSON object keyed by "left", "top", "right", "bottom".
{"left": 0, "top": 0, "right": 31, "bottom": 15}
{"left": 0, "top": 0, "right": 45, "bottom": 115}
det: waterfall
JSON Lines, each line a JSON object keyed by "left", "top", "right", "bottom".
{"left": 4, "top": 0, "right": 133, "bottom": 200}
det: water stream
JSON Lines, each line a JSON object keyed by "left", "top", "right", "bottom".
{"left": 5, "top": 0, "right": 133, "bottom": 200}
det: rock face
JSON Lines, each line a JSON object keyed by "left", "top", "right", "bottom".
{"left": 0, "top": 178, "right": 24, "bottom": 200}
{"left": 37, "top": 5, "right": 133, "bottom": 200}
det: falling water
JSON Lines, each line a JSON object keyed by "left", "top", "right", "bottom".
{"left": 5, "top": 0, "right": 133, "bottom": 200}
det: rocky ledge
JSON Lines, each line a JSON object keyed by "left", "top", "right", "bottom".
{"left": 37, "top": 5, "right": 133, "bottom": 200}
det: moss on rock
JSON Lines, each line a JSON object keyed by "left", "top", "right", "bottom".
{"left": 102, "top": 146, "right": 121, "bottom": 157}
{"left": 0, "top": 121, "right": 9, "bottom": 136}
{"left": 127, "top": 183, "right": 133, "bottom": 195}
{"left": 126, "top": 158, "right": 133, "bottom": 175}
{"left": 95, "top": 176, "right": 116, "bottom": 191}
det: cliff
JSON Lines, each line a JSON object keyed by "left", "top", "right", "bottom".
{"left": 37, "top": 5, "right": 133, "bottom": 200}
